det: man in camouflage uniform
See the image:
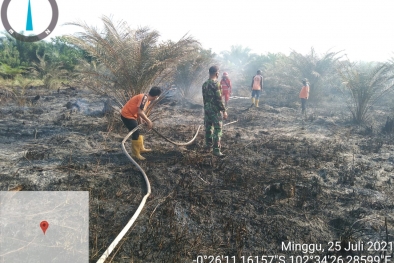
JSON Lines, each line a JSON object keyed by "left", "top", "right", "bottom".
{"left": 202, "top": 66, "right": 228, "bottom": 157}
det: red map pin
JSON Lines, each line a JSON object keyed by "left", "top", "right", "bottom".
{"left": 40, "top": 221, "right": 49, "bottom": 235}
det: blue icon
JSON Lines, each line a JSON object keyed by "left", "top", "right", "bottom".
{"left": 2, "top": 0, "right": 58, "bottom": 42}
{"left": 26, "top": 0, "right": 33, "bottom": 31}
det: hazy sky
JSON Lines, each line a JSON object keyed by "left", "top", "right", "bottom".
{"left": 2, "top": 0, "right": 394, "bottom": 62}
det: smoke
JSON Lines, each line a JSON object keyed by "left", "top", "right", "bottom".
{"left": 66, "top": 99, "right": 104, "bottom": 116}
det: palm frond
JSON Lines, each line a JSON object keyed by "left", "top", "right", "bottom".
{"left": 65, "top": 16, "right": 199, "bottom": 108}
{"left": 337, "top": 60, "right": 394, "bottom": 123}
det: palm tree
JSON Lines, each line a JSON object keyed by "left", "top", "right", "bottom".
{"left": 266, "top": 48, "right": 341, "bottom": 104}
{"left": 243, "top": 52, "right": 283, "bottom": 85}
{"left": 220, "top": 45, "right": 254, "bottom": 68}
{"left": 337, "top": 61, "right": 394, "bottom": 124}
{"left": 65, "top": 16, "right": 199, "bottom": 107}
{"left": 32, "top": 51, "right": 68, "bottom": 89}
{"left": 285, "top": 47, "right": 342, "bottom": 102}
{"left": 219, "top": 45, "right": 257, "bottom": 91}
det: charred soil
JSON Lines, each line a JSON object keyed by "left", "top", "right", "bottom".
{"left": 1, "top": 86, "right": 393, "bottom": 262}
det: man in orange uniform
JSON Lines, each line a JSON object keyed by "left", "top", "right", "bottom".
{"left": 121, "top": 87, "right": 161, "bottom": 160}
{"left": 251, "top": 70, "right": 263, "bottom": 107}
{"left": 299, "top": 78, "right": 310, "bottom": 116}
{"left": 220, "top": 72, "right": 232, "bottom": 108}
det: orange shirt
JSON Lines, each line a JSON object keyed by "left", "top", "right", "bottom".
{"left": 121, "top": 94, "right": 150, "bottom": 120}
{"left": 252, "top": 75, "right": 263, "bottom": 90}
{"left": 299, "top": 85, "right": 309, "bottom": 99}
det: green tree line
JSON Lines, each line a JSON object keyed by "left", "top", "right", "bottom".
{"left": 1, "top": 16, "right": 393, "bottom": 125}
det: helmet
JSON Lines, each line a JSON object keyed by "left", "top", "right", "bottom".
{"left": 222, "top": 72, "right": 228, "bottom": 77}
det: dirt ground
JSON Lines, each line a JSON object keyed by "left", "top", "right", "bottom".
{"left": 0, "top": 85, "right": 393, "bottom": 262}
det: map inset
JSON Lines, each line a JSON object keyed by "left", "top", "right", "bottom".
{"left": 0, "top": 191, "right": 89, "bottom": 263}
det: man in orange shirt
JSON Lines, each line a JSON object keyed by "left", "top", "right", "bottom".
{"left": 299, "top": 78, "right": 310, "bottom": 116}
{"left": 121, "top": 87, "right": 161, "bottom": 160}
{"left": 251, "top": 70, "right": 263, "bottom": 107}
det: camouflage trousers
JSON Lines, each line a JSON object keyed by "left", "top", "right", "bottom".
{"left": 204, "top": 111, "right": 223, "bottom": 150}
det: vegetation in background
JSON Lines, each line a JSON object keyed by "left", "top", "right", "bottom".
{"left": 218, "top": 45, "right": 256, "bottom": 92}
{"left": 0, "top": 21, "right": 393, "bottom": 130}
{"left": 173, "top": 48, "right": 217, "bottom": 99}
{"left": 0, "top": 37, "right": 27, "bottom": 79}
{"left": 0, "top": 33, "right": 87, "bottom": 105}
{"left": 268, "top": 48, "right": 342, "bottom": 104}
{"left": 241, "top": 52, "right": 285, "bottom": 97}
{"left": 65, "top": 16, "right": 199, "bottom": 107}
{"left": 32, "top": 51, "right": 68, "bottom": 90}
{"left": 338, "top": 61, "right": 394, "bottom": 124}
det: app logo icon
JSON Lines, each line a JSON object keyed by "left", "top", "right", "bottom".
{"left": 1, "top": 0, "right": 58, "bottom": 42}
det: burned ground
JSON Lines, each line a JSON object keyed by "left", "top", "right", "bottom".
{"left": 0, "top": 86, "right": 393, "bottom": 262}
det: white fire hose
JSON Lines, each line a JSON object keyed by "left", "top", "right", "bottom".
{"left": 96, "top": 124, "right": 148, "bottom": 263}
{"left": 96, "top": 124, "right": 204, "bottom": 262}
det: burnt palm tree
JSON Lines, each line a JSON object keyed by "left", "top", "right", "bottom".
{"left": 65, "top": 16, "right": 199, "bottom": 107}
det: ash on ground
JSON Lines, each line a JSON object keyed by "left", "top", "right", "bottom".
{"left": 1, "top": 86, "right": 393, "bottom": 262}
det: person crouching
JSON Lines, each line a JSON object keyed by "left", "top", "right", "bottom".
{"left": 120, "top": 87, "right": 161, "bottom": 160}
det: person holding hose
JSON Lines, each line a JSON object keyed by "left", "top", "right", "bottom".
{"left": 202, "top": 66, "right": 228, "bottom": 157}
{"left": 120, "top": 87, "right": 161, "bottom": 160}
{"left": 251, "top": 70, "right": 263, "bottom": 107}
{"left": 220, "top": 72, "right": 232, "bottom": 108}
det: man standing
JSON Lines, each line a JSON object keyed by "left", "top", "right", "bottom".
{"left": 220, "top": 72, "right": 232, "bottom": 108}
{"left": 202, "top": 66, "right": 228, "bottom": 157}
{"left": 299, "top": 78, "right": 310, "bottom": 116}
{"left": 121, "top": 87, "right": 161, "bottom": 160}
{"left": 251, "top": 70, "right": 263, "bottom": 107}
